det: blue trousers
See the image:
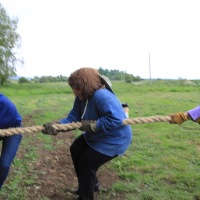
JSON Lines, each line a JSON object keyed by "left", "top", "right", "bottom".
{"left": 0, "top": 134, "right": 22, "bottom": 189}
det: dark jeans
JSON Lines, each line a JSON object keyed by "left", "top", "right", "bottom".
{"left": 0, "top": 134, "right": 22, "bottom": 189}
{"left": 70, "top": 134, "right": 116, "bottom": 200}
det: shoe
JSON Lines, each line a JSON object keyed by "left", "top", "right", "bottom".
{"left": 74, "top": 182, "right": 100, "bottom": 195}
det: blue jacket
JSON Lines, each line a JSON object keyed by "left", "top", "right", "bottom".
{"left": 0, "top": 94, "right": 22, "bottom": 129}
{"left": 60, "top": 88, "right": 132, "bottom": 156}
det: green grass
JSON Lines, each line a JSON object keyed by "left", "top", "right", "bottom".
{"left": 1, "top": 80, "right": 200, "bottom": 199}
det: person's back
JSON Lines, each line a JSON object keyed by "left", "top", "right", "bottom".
{"left": 0, "top": 93, "right": 22, "bottom": 189}
{"left": 0, "top": 94, "right": 22, "bottom": 128}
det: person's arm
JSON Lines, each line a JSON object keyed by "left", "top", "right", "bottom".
{"left": 42, "top": 97, "right": 82, "bottom": 135}
{"left": 0, "top": 94, "right": 22, "bottom": 128}
{"left": 59, "top": 97, "right": 82, "bottom": 124}
{"left": 80, "top": 90, "right": 125, "bottom": 133}
{"left": 169, "top": 105, "right": 200, "bottom": 124}
{"left": 95, "top": 92, "right": 125, "bottom": 133}
{"left": 187, "top": 106, "right": 200, "bottom": 121}
{"left": 121, "top": 103, "right": 129, "bottom": 118}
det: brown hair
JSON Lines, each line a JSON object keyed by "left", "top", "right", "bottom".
{"left": 68, "top": 67, "right": 103, "bottom": 100}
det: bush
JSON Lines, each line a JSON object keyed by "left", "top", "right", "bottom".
{"left": 18, "top": 77, "right": 30, "bottom": 84}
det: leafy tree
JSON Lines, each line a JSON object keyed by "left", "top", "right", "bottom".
{"left": 0, "top": 3, "right": 23, "bottom": 85}
{"left": 18, "top": 77, "right": 30, "bottom": 84}
{"left": 133, "top": 75, "right": 142, "bottom": 82}
{"left": 125, "top": 74, "right": 133, "bottom": 83}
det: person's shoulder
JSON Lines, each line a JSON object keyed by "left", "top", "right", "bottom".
{"left": 0, "top": 93, "right": 6, "bottom": 103}
{"left": 0, "top": 94, "right": 13, "bottom": 106}
{"left": 93, "top": 89, "right": 115, "bottom": 103}
{"left": 0, "top": 93, "right": 4, "bottom": 98}
{"left": 94, "top": 88, "right": 112, "bottom": 96}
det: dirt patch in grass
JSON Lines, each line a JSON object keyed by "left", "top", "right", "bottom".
{"left": 22, "top": 132, "right": 119, "bottom": 200}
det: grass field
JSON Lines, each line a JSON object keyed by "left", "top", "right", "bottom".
{"left": 0, "top": 80, "right": 200, "bottom": 200}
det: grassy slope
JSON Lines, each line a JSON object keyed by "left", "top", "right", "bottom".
{"left": 1, "top": 80, "right": 200, "bottom": 200}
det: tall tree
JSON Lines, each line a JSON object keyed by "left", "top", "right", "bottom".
{"left": 0, "top": 3, "right": 23, "bottom": 85}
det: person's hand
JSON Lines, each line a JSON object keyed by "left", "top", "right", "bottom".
{"left": 42, "top": 123, "right": 58, "bottom": 135}
{"left": 195, "top": 117, "right": 200, "bottom": 124}
{"left": 169, "top": 112, "right": 188, "bottom": 124}
{"left": 80, "top": 120, "right": 96, "bottom": 133}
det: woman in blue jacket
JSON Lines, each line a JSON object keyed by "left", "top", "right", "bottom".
{"left": 0, "top": 94, "right": 22, "bottom": 189}
{"left": 43, "top": 67, "right": 132, "bottom": 200}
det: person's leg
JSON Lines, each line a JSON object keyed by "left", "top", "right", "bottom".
{"left": 0, "top": 134, "right": 22, "bottom": 189}
{"left": 78, "top": 147, "right": 116, "bottom": 200}
{"left": 74, "top": 176, "right": 99, "bottom": 195}
{"left": 70, "top": 134, "right": 88, "bottom": 177}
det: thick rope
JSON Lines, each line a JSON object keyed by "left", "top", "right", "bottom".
{"left": 0, "top": 115, "right": 172, "bottom": 137}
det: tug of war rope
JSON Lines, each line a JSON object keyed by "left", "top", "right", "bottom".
{"left": 0, "top": 115, "right": 172, "bottom": 137}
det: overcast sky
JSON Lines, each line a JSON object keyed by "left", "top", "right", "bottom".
{"left": 1, "top": 0, "right": 200, "bottom": 79}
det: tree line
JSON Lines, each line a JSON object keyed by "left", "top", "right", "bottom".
{"left": 99, "top": 67, "right": 142, "bottom": 83}
{"left": 18, "top": 68, "right": 142, "bottom": 84}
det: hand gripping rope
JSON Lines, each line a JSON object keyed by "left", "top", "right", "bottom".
{"left": 0, "top": 115, "right": 172, "bottom": 137}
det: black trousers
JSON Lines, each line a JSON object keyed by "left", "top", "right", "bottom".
{"left": 70, "top": 134, "right": 116, "bottom": 200}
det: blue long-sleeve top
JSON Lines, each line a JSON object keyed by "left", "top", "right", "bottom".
{"left": 0, "top": 93, "right": 22, "bottom": 129}
{"left": 188, "top": 106, "right": 200, "bottom": 120}
{"left": 59, "top": 88, "right": 132, "bottom": 157}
